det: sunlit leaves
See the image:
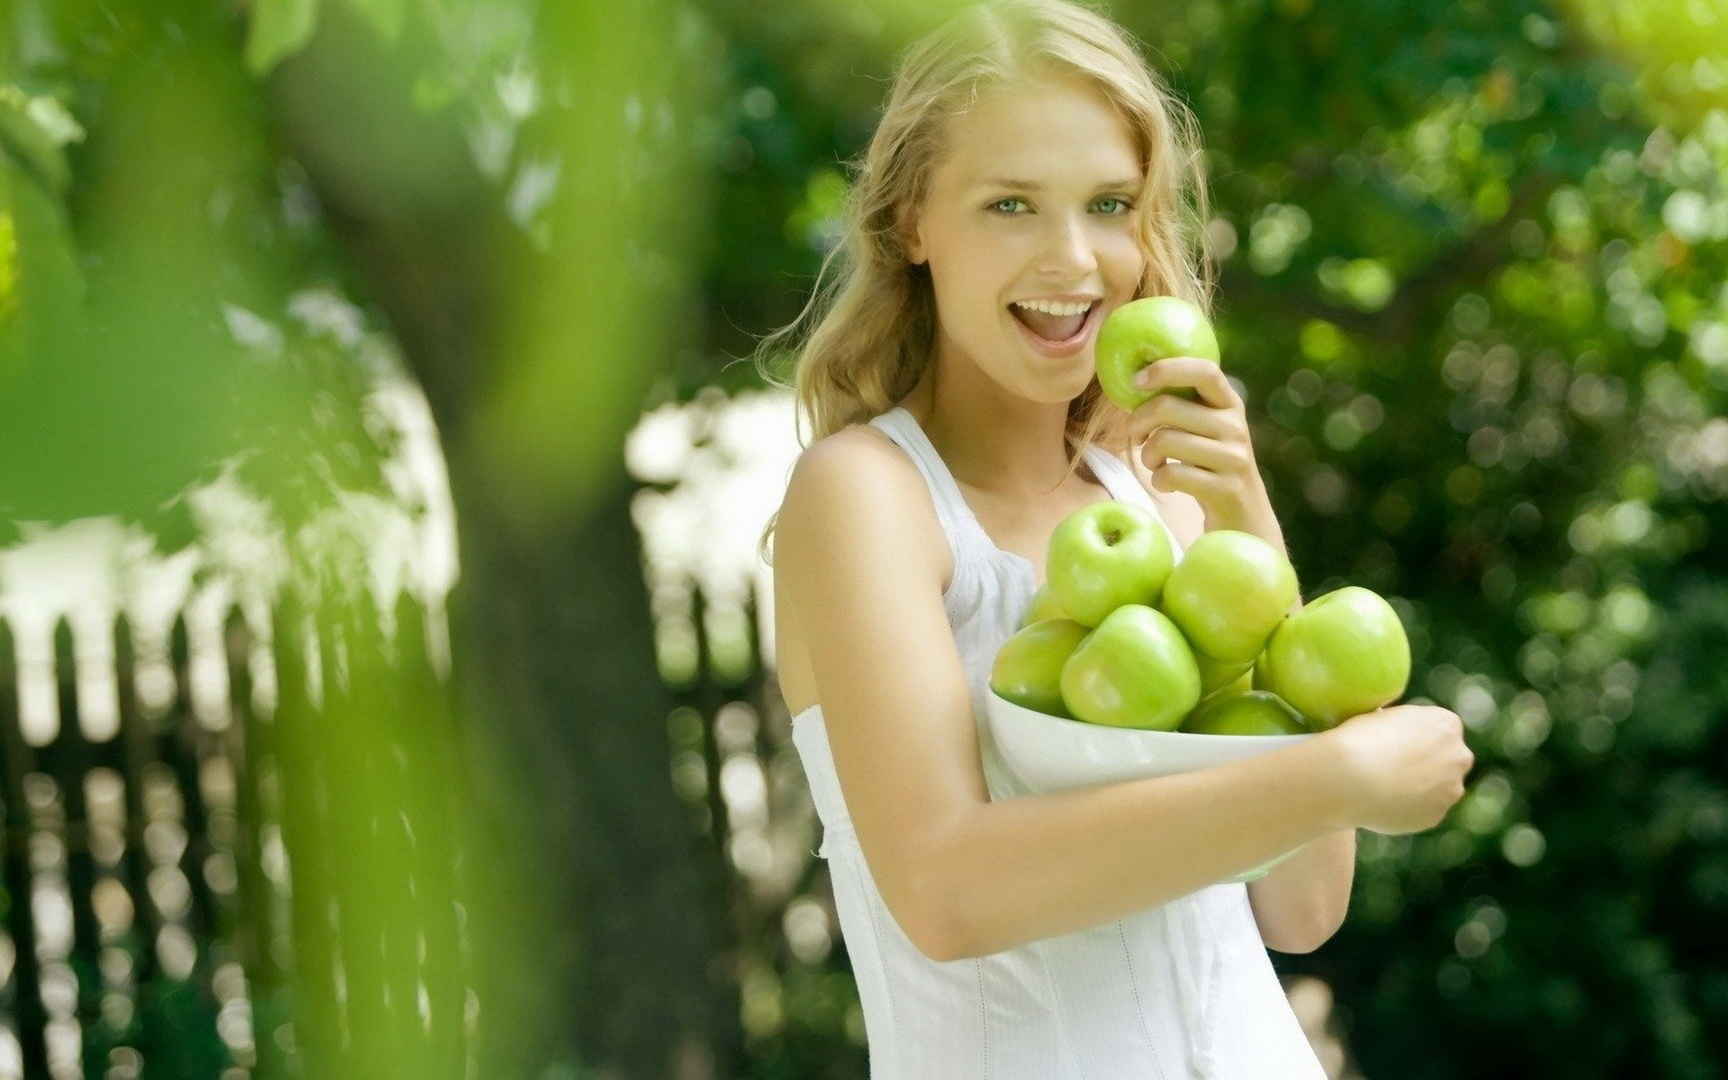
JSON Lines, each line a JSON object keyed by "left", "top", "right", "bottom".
{"left": 1561, "top": 0, "right": 1728, "bottom": 132}
{"left": 350, "top": 0, "right": 407, "bottom": 43}
{"left": 0, "top": 142, "right": 85, "bottom": 438}
{"left": 1500, "top": 822, "right": 1546, "bottom": 866}
{"left": 1547, "top": 184, "right": 1597, "bottom": 253}
{"left": 245, "top": 0, "right": 321, "bottom": 77}
{"left": 1247, "top": 201, "right": 1311, "bottom": 274}
{"left": 1317, "top": 256, "right": 1397, "bottom": 311}
{"left": 0, "top": 84, "right": 81, "bottom": 196}
{"left": 1297, "top": 318, "right": 1349, "bottom": 368}
{"left": 1322, "top": 393, "right": 1386, "bottom": 452}
{"left": 468, "top": 0, "right": 715, "bottom": 537}
{"left": 784, "top": 167, "right": 848, "bottom": 253}
{"left": 0, "top": 211, "right": 14, "bottom": 324}
{"left": 1520, "top": 576, "right": 1659, "bottom": 669}
{"left": 1458, "top": 771, "right": 1515, "bottom": 835}
{"left": 1494, "top": 260, "right": 1596, "bottom": 330}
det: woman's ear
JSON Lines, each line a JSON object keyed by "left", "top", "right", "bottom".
{"left": 899, "top": 205, "right": 926, "bottom": 266}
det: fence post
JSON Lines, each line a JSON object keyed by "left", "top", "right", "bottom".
{"left": 0, "top": 615, "right": 50, "bottom": 1076}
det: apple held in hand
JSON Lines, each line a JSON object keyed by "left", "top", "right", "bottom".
{"left": 1060, "top": 604, "right": 1200, "bottom": 731}
{"left": 1047, "top": 500, "right": 1174, "bottom": 627}
{"left": 1160, "top": 530, "right": 1300, "bottom": 664}
{"left": 1095, "top": 296, "right": 1221, "bottom": 412}
{"left": 1181, "top": 690, "right": 1308, "bottom": 736}
{"left": 991, "top": 618, "right": 1091, "bottom": 718}
{"left": 1258, "top": 586, "right": 1411, "bottom": 730}
{"left": 1019, "top": 583, "right": 1069, "bottom": 629}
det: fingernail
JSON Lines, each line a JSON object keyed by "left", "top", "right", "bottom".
{"left": 1135, "top": 370, "right": 1153, "bottom": 388}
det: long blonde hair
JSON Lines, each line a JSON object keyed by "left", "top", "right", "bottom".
{"left": 754, "top": 0, "right": 1215, "bottom": 565}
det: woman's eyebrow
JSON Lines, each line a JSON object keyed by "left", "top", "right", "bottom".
{"left": 974, "top": 177, "right": 1142, "bottom": 192}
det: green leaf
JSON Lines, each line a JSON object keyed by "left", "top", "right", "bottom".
{"left": 0, "top": 86, "right": 72, "bottom": 198}
{"left": 348, "top": 0, "right": 406, "bottom": 43}
{"left": 245, "top": 0, "right": 322, "bottom": 77}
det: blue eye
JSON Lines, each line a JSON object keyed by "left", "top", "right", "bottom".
{"left": 986, "top": 196, "right": 1134, "bottom": 215}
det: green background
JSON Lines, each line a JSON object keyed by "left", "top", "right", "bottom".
{"left": 1, "top": 0, "right": 1725, "bottom": 1076}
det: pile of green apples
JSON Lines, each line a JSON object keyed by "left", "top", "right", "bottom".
{"left": 988, "top": 500, "right": 1412, "bottom": 736}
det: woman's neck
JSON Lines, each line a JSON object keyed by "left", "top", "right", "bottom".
{"left": 899, "top": 369, "right": 1090, "bottom": 499}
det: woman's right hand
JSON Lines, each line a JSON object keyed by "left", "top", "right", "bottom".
{"left": 1322, "top": 704, "right": 1476, "bottom": 835}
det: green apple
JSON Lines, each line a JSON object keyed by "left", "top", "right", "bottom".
{"left": 1046, "top": 500, "right": 1174, "bottom": 628}
{"left": 1095, "top": 296, "right": 1221, "bottom": 412}
{"left": 990, "top": 618, "right": 1091, "bottom": 717}
{"left": 1181, "top": 690, "right": 1308, "bottom": 736}
{"left": 1194, "top": 653, "right": 1255, "bottom": 702}
{"left": 1059, "top": 604, "right": 1200, "bottom": 730}
{"left": 1019, "top": 583, "right": 1069, "bottom": 629}
{"left": 1160, "top": 530, "right": 1300, "bottom": 663}
{"left": 1257, "top": 586, "right": 1411, "bottom": 730}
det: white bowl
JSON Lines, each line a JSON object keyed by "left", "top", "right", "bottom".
{"left": 984, "top": 689, "right": 1315, "bottom": 884}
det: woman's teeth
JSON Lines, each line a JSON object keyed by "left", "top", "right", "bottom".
{"left": 1012, "top": 299, "right": 1093, "bottom": 317}
{"left": 1011, "top": 299, "right": 1094, "bottom": 342}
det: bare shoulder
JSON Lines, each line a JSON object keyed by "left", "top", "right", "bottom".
{"left": 780, "top": 424, "right": 953, "bottom": 590}
{"left": 797, "top": 422, "right": 918, "bottom": 483}
{"left": 773, "top": 422, "right": 981, "bottom": 961}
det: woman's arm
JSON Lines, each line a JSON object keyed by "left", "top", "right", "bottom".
{"left": 926, "top": 724, "right": 1359, "bottom": 960}
{"left": 1246, "top": 830, "right": 1357, "bottom": 953}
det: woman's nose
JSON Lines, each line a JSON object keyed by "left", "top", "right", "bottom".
{"left": 1039, "top": 213, "right": 1098, "bottom": 274}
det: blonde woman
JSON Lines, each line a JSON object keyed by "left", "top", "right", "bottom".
{"left": 761, "top": 1, "right": 1474, "bottom": 1075}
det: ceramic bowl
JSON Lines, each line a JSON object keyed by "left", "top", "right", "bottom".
{"left": 985, "top": 689, "right": 1315, "bottom": 884}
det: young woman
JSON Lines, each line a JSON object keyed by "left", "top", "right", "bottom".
{"left": 759, "top": 2, "right": 1475, "bottom": 1075}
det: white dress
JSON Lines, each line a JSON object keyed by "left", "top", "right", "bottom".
{"left": 787, "top": 405, "right": 1329, "bottom": 1079}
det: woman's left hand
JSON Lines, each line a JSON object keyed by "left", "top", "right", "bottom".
{"left": 1127, "top": 356, "right": 1283, "bottom": 546}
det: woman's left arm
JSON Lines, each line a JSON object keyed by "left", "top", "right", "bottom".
{"left": 1126, "top": 357, "right": 1358, "bottom": 953}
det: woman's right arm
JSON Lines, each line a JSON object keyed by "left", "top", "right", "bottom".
{"left": 776, "top": 430, "right": 1467, "bottom": 963}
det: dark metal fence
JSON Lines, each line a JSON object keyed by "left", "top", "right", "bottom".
{"left": 0, "top": 586, "right": 473, "bottom": 1079}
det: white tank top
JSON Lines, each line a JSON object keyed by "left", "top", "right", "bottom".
{"left": 788, "top": 405, "right": 1328, "bottom": 1079}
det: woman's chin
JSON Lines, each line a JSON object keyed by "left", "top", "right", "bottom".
{"left": 1019, "top": 364, "right": 1100, "bottom": 406}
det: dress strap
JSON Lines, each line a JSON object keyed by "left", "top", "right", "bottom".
{"left": 867, "top": 407, "right": 998, "bottom": 561}
{"left": 873, "top": 407, "right": 1184, "bottom": 563}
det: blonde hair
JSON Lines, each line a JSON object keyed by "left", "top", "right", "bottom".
{"left": 754, "top": 0, "right": 1215, "bottom": 565}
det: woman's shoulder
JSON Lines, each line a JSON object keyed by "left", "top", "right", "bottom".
{"left": 786, "top": 422, "right": 942, "bottom": 542}
{"left": 781, "top": 422, "right": 952, "bottom": 577}
{"left": 793, "top": 420, "right": 919, "bottom": 489}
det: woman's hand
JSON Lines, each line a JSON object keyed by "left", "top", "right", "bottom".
{"left": 1322, "top": 705, "right": 1476, "bottom": 835}
{"left": 1127, "top": 357, "right": 1277, "bottom": 541}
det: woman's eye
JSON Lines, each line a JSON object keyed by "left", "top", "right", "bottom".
{"left": 987, "top": 196, "right": 1134, "bottom": 215}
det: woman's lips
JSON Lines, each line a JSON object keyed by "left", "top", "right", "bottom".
{"left": 1008, "top": 300, "right": 1103, "bottom": 357}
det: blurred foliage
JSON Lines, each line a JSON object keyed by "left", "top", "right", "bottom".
{"left": 0, "top": 0, "right": 395, "bottom": 547}
{"left": 5, "top": 0, "right": 1728, "bottom": 1075}
{"left": 0, "top": 0, "right": 716, "bottom": 1074}
{"left": 1561, "top": 0, "right": 1728, "bottom": 132}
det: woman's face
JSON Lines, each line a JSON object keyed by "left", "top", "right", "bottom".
{"left": 904, "top": 72, "right": 1146, "bottom": 402}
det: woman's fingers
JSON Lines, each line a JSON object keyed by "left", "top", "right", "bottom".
{"left": 1138, "top": 428, "right": 1250, "bottom": 479}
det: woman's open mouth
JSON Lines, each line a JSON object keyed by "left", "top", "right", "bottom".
{"left": 1008, "top": 299, "right": 1104, "bottom": 357}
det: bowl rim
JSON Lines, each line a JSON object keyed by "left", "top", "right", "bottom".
{"left": 986, "top": 688, "right": 1315, "bottom": 743}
